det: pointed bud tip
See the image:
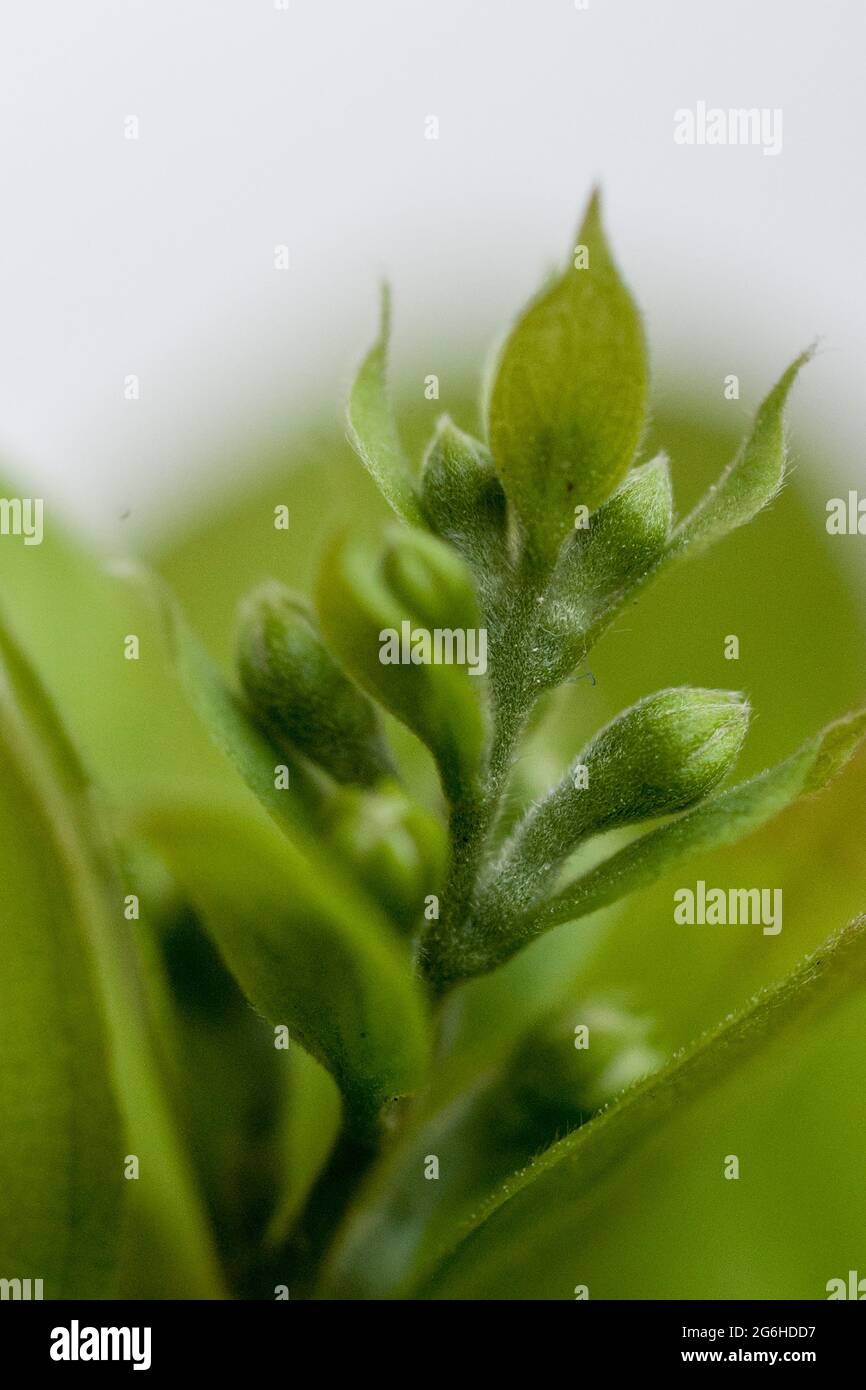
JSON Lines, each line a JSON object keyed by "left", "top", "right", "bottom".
{"left": 661, "top": 688, "right": 749, "bottom": 797}
{"left": 586, "top": 687, "right": 750, "bottom": 825}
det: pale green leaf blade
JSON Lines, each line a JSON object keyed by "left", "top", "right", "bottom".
{"left": 348, "top": 286, "right": 423, "bottom": 524}
{"left": 423, "top": 912, "right": 866, "bottom": 1299}
{"left": 671, "top": 351, "right": 812, "bottom": 558}
{"left": 487, "top": 190, "right": 648, "bottom": 564}
{"left": 0, "top": 606, "right": 227, "bottom": 1298}
{"left": 0, "top": 679, "right": 122, "bottom": 1297}
{"left": 139, "top": 799, "right": 431, "bottom": 1127}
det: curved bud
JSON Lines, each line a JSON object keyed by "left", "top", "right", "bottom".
{"left": 316, "top": 529, "right": 486, "bottom": 803}
{"left": 508, "top": 1001, "right": 663, "bottom": 1121}
{"left": 537, "top": 455, "right": 672, "bottom": 687}
{"left": 578, "top": 687, "right": 750, "bottom": 827}
{"left": 326, "top": 781, "right": 447, "bottom": 931}
{"left": 237, "top": 581, "right": 393, "bottom": 788}
{"left": 473, "top": 688, "right": 749, "bottom": 946}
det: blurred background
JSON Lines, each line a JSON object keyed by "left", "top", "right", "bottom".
{"left": 1, "top": 0, "right": 864, "bottom": 545}
{"left": 3, "top": 0, "right": 866, "bottom": 1300}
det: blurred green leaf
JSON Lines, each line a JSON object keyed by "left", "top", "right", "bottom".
{"left": 139, "top": 799, "right": 431, "bottom": 1127}
{"left": 0, "top": 618, "right": 122, "bottom": 1297}
{"left": 487, "top": 190, "right": 648, "bottom": 564}
{"left": 267, "top": 1048, "right": 341, "bottom": 1248}
{"left": 322, "top": 995, "right": 659, "bottom": 1300}
{"left": 422, "top": 913, "right": 866, "bottom": 1299}
{"left": 142, "top": 894, "right": 287, "bottom": 1296}
{"left": 348, "top": 286, "right": 423, "bottom": 524}
{"left": 0, "top": 609, "right": 225, "bottom": 1298}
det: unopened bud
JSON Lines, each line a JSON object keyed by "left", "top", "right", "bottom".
{"left": 420, "top": 417, "right": 507, "bottom": 570}
{"left": 479, "top": 687, "right": 749, "bottom": 926}
{"left": 326, "top": 781, "right": 446, "bottom": 931}
{"left": 237, "top": 582, "right": 392, "bottom": 787}
{"left": 579, "top": 687, "right": 750, "bottom": 828}
{"left": 509, "top": 1002, "right": 663, "bottom": 1120}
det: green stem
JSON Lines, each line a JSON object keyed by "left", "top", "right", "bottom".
{"left": 279, "top": 1121, "right": 381, "bottom": 1297}
{"left": 421, "top": 541, "right": 551, "bottom": 991}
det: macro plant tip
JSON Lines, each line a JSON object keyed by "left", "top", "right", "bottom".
{"left": 8, "top": 152, "right": 866, "bottom": 1316}
{"left": 644, "top": 685, "right": 749, "bottom": 785}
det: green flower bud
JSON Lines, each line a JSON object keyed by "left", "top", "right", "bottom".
{"left": 237, "top": 581, "right": 393, "bottom": 788}
{"left": 316, "top": 530, "right": 486, "bottom": 803}
{"left": 419, "top": 417, "right": 508, "bottom": 575}
{"left": 325, "top": 781, "right": 446, "bottom": 931}
{"left": 508, "top": 1002, "right": 663, "bottom": 1121}
{"left": 478, "top": 687, "right": 749, "bottom": 927}
{"left": 579, "top": 686, "right": 750, "bottom": 827}
{"left": 536, "top": 456, "right": 672, "bottom": 687}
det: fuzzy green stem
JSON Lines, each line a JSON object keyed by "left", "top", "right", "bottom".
{"left": 421, "top": 540, "right": 552, "bottom": 991}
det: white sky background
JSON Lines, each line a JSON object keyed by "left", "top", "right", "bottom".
{"left": 0, "top": 0, "right": 863, "bottom": 542}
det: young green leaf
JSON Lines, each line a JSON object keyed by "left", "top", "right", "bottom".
{"left": 422, "top": 912, "right": 866, "bottom": 1299}
{"left": 237, "top": 581, "right": 394, "bottom": 788}
{"left": 487, "top": 189, "right": 648, "bottom": 565}
{"left": 670, "top": 350, "right": 812, "bottom": 559}
{"left": 316, "top": 528, "right": 486, "bottom": 803}
{"left": 348, "top": 286, "right": 423, "bottom": 524}
{"left": 267, "top": 1047, "right": 342, "bottom": 1248}
{"left": 542, "top": 355, "right": 814, "bottom": 669}
{"left": 520, "top": 708, "right": 866, "bottom": 944}
{"left": 139, "top": 799, "right": 431, "bottom": 1128}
